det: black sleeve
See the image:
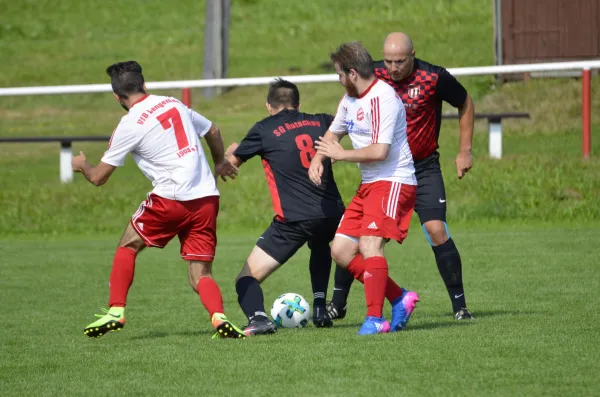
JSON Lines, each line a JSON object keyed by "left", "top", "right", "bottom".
{"left": 322, "top": 113, "right": 335, "bottom": 128}
{"left": 233, "top": 124, "right": 263, "bottom": 162}
{"left": 436, "top": 67, "right": 468, "bottom": 108}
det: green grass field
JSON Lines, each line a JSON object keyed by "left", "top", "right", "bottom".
{"left": 2, "top": 225, "right": 599, "bottom": 396}
{"left": 1, "top": 0, "right": 600, "bottom": 395}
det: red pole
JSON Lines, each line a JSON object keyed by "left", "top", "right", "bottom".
{"left": 582, "top": 68, "right": 591, "bottom": 159}
{"left": 182, "top": 88, "right": 191, "bottom": 108}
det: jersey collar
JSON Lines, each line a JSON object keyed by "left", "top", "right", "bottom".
{"left": 130, "top": 94, "right": 150, "bottom": 108}
{"left": 357, "top": 78, "right": 378, "bottom": 99}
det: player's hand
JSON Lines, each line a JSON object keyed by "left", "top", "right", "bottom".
{"left": 214, "top": 159, "right": 238, "bottom": 182}
{"left": 314, "top": 137, "right": 345, "bottom": 161}
{"left": 455, "top": 150, "right": 472, "bottom": 179}
{"left": 308, "top": 159, "right": 324, "bottom": 186}
{"left": 72, "top": 151, "right": 87, "bottom": 172}
{"left": 225, "top": 142, "right": 239, "bottom": 157}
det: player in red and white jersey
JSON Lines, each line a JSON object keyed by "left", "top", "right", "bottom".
{"left": 103, "top": 95, "right": 219, "bottom": 201}
{"left": 72, "top": 61, "right": 244, "bottom": 339}
{"left": 309, "top": 42, "right": 420, "bottom": 335}
{"left": 329, "top": 33, "right": 475, "bottom": 321}
{"left": 327, "top": 74, "right": 415, "bottom": 187}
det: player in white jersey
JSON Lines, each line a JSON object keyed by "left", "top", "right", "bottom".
{"left": 309, "top": 42, "right": 420, "bottom": 335}
{"left": 72, "top": 61, "right": 244, "bottom": 339}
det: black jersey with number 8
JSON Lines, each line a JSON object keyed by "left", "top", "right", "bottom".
{"left": 233, "top": 109, "right": 345, "bottom": 222}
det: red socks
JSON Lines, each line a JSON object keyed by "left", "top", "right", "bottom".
{"left": 108, "top": 247, "right": 137, "bottom": 307}
{"left": 384, "top": 271, "right": 403, "bottom": 303}
{"left": 347, "top": 254, "right": 366, "bottom": 282}
{"left": 108, "top": 246, "right": 224, "bottom": 319}
{"left": 197, "top": 277, "right": 224, "bottom": 318}
{"left": 363, "top": 257, "right": 388, "bottom": 317}
{"left": 346, "top": 253, "right": 404, "bottom": 308}
{"left": 108, "top": 246, "right": 224, "bottom": 321}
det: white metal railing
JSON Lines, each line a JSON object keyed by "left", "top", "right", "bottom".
{"left": 1, "top": 60, "right": 599, "bottom": 96}
{"left": 0, "top": 59, "right": 597, "bottom": 175}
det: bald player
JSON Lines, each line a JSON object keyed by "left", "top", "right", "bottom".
{"left": 328, "top": 32, "right": 475, "bottom": 320}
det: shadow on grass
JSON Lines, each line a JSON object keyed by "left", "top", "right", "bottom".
{"left": 129, "top": 329, "right": 215, "bottom": 340}
{"left": 407, "top": 321, "right": 473, "bottom": 331}
{"left": 406, "top": 309, "right": 538, "bottom": 330}
{"left": 328, "top": 309, "right": 537, "bottom": 331}
{"left": 127, "top": 310, "right": 536, "bottom": 338}
{"left": 331, "top": 321, "right": 471, "bottom": 331}
{"left": 447, "top": 309, "right": 537, "bottom": 319}
{"left": 328, "top": 323, "right": 364, "bottom": 329}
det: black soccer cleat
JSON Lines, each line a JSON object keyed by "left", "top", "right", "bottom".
{"left": 242, "top": 317, "right": 277, "bottom": 336}
{"left": 325, "top": 300, "right": 347, "bottom": 320}
{"left": 454, "top": 308, "right": 474, "bottom": 320}
{"left": 312, "top": 305, "right": 333, "bottom": 328}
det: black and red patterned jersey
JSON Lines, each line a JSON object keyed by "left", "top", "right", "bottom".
{"left": 233, "top": 109, "right": 345, "bottom": 222}
{"left": 374, "top": 59, "right": 467, "bottom": 161}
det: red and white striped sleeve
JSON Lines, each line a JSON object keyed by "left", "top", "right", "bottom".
{"left": 370, "top": 92, "right": 404, "bottom": 144}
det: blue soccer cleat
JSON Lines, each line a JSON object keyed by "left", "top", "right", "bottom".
{"left": 357, "top": 316, "right": 391, "bottom": 335}
{"left": 390, "top": 289, "right": 420, "bottom": 331}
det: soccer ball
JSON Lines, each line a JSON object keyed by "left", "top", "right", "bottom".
{"left": 270, "top": 293, "right": 311, "bottom": 328}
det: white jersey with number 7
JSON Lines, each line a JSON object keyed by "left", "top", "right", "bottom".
{"left": 101, "top": 94, "right": 219, "bottom": 200}
{"left": 329, "top": 79, "right": 417, "bottom": 186}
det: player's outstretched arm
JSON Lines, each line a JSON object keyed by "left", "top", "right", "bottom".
{"left": 455, "top": 93, "right": 474, "bottom": 179}
{"left": 204, "top": 124, "right": 238, "bottom": 182}
{"left": 224, "top": 142, "right": 243, "bottom": 169}
{"left": 72, "top": 151, "right": 116, "bottom": 186}
{"left": 315, "top": 138, "right": 390, "bottom": 164}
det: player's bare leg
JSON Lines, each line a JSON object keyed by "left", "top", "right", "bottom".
{"left": 235, "top": 246, "right": 281, "bottom": 336}
{"left": 358, "top": 235, "right": 385, "bottom": 257}
{"left": 187, "top": 260, "right": 245, "bottom": 339}
{"left": 237, "top": 246, "right": 282, "bottom": 282}
{"left": 330, "top": 234, "right": 359, "bottom": 269}
{"left": 423, "top": 220, "right": 448, "bottom": 246}
{"left": 423, "top": 220, "right": 472, "bottom": 319}
{"left": 84, "top": 222, "right": 145, "bottom": 338}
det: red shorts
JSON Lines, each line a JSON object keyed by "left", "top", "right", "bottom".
{"left": 131, "top": 193, "right": 219, "bottom": 261}
{"left": 337, "top": 181, "right": 416, "bottom": 243}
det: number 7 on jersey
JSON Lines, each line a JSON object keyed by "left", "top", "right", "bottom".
{"left": 157, "top": 108, "right": 189, "bottom": 150}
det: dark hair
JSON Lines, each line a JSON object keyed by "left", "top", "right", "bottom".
{"left": 106, "top": 61, "right": 146, "bottom": 99}
{"left": 267, "top": 78, "right": 300, "bottom": 109}
{"left": 330, "top": 41, "right": 374, "bottom": 79}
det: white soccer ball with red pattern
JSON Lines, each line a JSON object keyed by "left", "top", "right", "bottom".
{"left": 270, "top": 293, "right": 311, "bottom": 328}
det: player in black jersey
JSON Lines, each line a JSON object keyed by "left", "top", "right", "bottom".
{"left": 226, "top": 78, "right": 345, "bottom": 336}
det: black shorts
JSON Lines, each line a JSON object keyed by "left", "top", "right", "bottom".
{"left": 414, "top": 151, "right": 447, "bottom": 224}
{"left": 256, "top": 216, "right": 341, "bottom": 264}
